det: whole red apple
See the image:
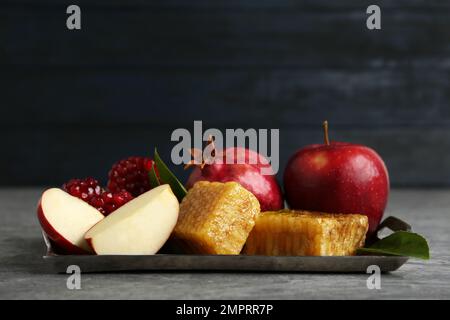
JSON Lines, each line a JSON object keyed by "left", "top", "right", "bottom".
{"left": 186, "top": 145, "right": 283, "bottom": 212}
{"left": 283, "top": 121, "right": 389, "bottom": 235}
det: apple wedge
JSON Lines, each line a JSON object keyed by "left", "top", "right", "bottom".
{"left": 37, "top": 188, "right": 104, "bottom": 254}
{"left": 85, "top": 184, "right": 179, "bottom": 255}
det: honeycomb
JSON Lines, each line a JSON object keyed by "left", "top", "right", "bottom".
{"left": 243, "top": 210, "right": 368, "bottom": 256}
{"left": 171, "top": 181, "right": 260, "bottom": 255}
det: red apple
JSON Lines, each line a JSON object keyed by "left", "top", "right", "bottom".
{"left": 37, "top": 188, "right": 104, "bottom": 254}
{"left": 186, "top": 145, "right": 283, "bottom": 211}
{"left": 283, "top": 121, "right": 389, "bottom": 235}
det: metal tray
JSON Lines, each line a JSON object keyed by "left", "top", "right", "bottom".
{"left": 43, "top": 216, "right": 411, "bottom": 273}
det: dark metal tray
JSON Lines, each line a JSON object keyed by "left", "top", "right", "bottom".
{"left": 44, "top": 253, "right": 409, "bottom": 273}
{"left": 43, "top": 216, "right": 411, "bottom": 273}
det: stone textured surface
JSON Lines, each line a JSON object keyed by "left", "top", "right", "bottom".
{"left": 0, "top": 188, "right": 449, "bottom": 299}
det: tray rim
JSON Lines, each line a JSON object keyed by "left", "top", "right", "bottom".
{"left": 43, "top": 252, "right": 409, "bottom": 259}
{"left": 42, "top": 252, "right": 410, "bottom": 273}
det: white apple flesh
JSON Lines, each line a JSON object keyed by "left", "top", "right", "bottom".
{"left": 85, "top": 184, "right": 179, "bottom": 255}
{"left": 37, "top": 188, "right": 104, "bottom": 254}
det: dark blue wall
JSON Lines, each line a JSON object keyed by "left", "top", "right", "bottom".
{"left": 2, "top": 0, "right": 450, "bottom": 187}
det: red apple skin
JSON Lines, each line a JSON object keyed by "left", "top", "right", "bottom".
{"left": 37, "top": 198, "right": 91, "bottom": 255}
{"left": 283, "top": 142, "right": 389, "bottom": 235}
{"left": 186, "top": 147, "right": 283, "bottom": 212}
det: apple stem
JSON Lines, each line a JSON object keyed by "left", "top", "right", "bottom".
{"left": 323, "top": 121, "right": 330, "bottom": 145}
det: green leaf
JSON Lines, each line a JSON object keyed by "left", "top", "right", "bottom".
{"left": 357, "top": 231, "right": 430, "bottom": 260}
{"left": 153, "top": 148, "right": 187, "bottom": 202}
{"left": 148, "top": 162, "right": 161, "bottom": 189}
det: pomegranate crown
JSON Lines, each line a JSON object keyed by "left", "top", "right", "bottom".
{"left": 184, "top": 136, "right": 216, "bottom": 170}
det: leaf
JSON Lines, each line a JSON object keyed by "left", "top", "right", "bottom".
{"left": 357, "top": 231, "right": 430, "bottom": 260}
{"left": 148, "top": 162, "right": 161, "bottom": 189}
{"left": 153, "top": 148, "right": 187, "bottom": 202}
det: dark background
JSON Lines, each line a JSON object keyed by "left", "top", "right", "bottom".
{"left": 1, "top": 0, "right": 450, "bottom": 187}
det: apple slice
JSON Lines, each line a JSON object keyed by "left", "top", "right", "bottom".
{"left": 85, "top": 184, "right": 179, "bottom": 255}
{"left": 37, "top": 188, "right": 104, "bottom": 254}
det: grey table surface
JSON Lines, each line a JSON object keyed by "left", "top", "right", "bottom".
{"left": 0, "top": 188, "right": 449, "bottom": 300}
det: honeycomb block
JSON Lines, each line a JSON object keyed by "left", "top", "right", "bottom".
{"left": 172, "top": 181, "right": 260, "bottom": 254}
{"left": 243, "top": 210, "right": 368, "bottom": 256}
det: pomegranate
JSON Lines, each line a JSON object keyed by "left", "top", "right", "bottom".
{"left": 185, "top": 143, "right": 283, "bottom": 211}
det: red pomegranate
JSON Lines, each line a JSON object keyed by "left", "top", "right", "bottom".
{"left": 185, "top": 141, "right": 283, "bottom": 212}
